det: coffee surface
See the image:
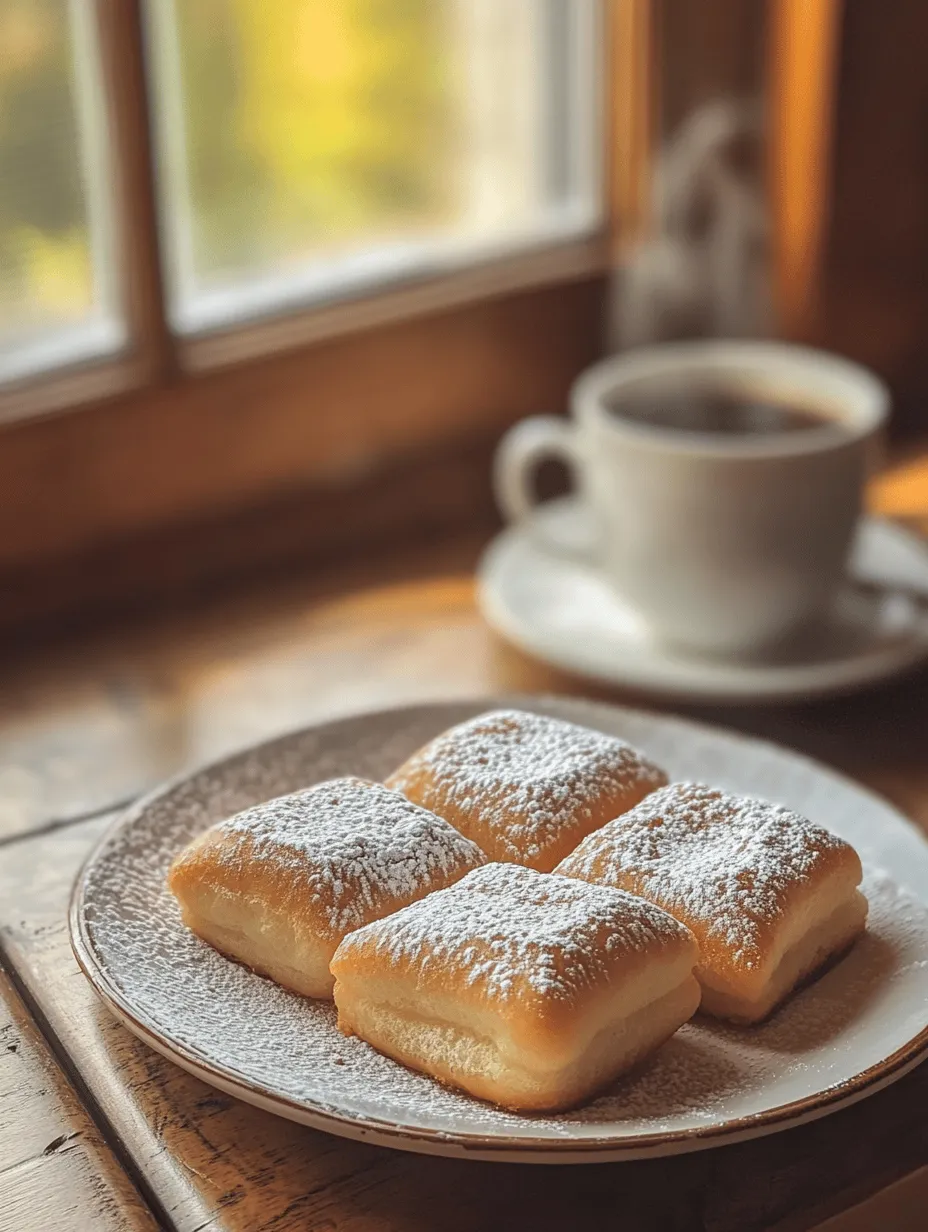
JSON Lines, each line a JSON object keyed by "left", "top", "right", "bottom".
{"left": 606, "top": 383, "right": 842, "bottom": 437}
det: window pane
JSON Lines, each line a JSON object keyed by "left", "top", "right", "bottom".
{"left": 0, "top": 0, "right": 123, "bottom": 384}
{"left": 148, "top": 0, "right": 600, "bottom": 333}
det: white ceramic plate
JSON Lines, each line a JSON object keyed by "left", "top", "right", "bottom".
{"left": 71, "top": 697, "right": 928, "bottom": 1164}
{"left": 477, "top": 500, "right": 928, "bottom": 704}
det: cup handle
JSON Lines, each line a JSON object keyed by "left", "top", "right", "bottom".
{"left": 493, "top": 416, "right": 597, "bottom": 562}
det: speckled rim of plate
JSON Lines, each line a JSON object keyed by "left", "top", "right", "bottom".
{"left": 69, "top": 696, "right": 928, "bottom": 1164}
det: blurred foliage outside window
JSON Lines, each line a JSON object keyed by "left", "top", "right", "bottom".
{"left": 152, "top": 0, "right": 592, "bottom": 331}
{"left": 0, "top": 0, "right": 119, "bottom": 379}
{"left": 169, "top": 0, "right": 456, "bottom": 275}
{"left": 0, "top": 0, "right": 596, "bottom": 376}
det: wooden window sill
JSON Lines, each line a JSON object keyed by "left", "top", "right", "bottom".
{"left": 0, "top": 276, "right": 605, "bottom": 636}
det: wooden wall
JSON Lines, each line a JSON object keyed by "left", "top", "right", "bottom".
{"left": 809, "top": 0, "right": 928, "bottom": 434}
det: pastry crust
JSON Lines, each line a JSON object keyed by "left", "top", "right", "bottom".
{"left": 386, "top": 709, "right": 668, "bottom": 872}
{"left": 168, "top": 776, "right": 486, "bottom": 999}
{"left": 556, "top": 782, "right": 868, "bottom": 1023}
{"left": 331, "top": 863, "right": 699, "bottom": 1111}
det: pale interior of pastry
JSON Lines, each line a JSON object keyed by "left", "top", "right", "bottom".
{"left": 555, "top": 782, "right": 868, "bottom": 1024}
{"left": 174, "top": 883, "right": 333, "bottom": 999}
{"left": 331, "top": 863, "right": 700, "bottom": 1112}
{"left": 698, "top": 887, "right": 869, "bottom": 1022}
{"left": 336, "top": 966, "right": 701, "bottom": 1112}
{"left": 168, "top": 776, "right": 486, "bottom": 1000}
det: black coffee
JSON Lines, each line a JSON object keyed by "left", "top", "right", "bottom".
{"left": 606, "top": 382, "right": 842, "bottom": 437}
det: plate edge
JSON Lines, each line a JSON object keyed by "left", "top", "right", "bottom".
{"left": 67, "top": 695, "right": 928, "bottom": 1161}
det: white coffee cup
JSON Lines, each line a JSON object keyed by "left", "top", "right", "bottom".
{"left": 494, "top": 341, "right": 889, "bottom": 658}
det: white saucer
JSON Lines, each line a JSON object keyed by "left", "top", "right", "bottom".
{"left": 477, "top": 499, "right": 928, "bottom": 704}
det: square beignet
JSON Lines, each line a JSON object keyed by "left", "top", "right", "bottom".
{"left": 330, "top": 863, "right": 699, "bottom": 1112}
{"left": 555, "top": 783, "right": 868, "bottom": 1023}
{"left": 385, "top": 709, "right": 667, "bottom": 872}
{"left": 168, "top": 777, "right": 485, "bottom": 999}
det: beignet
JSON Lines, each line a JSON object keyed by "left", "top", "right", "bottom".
{"left": 331, "top": 862, "right": 699, "bottom": 1111}
{"left": 386, "top": 709, "right": 667, "bottom": 872}
{"left": 168, "top": 776, "right": 486, "bottom": 999}
{"left": 556, "top": 782, "right": 868, "bottom": 1023}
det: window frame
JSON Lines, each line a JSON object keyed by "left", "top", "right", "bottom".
{"left": 0, "top": 0, "right": 849, "bottom": 623}
{"left": 0, "top": 0, "right": 621, "bottom": 602}
{"left": 145, "top": 0, "right": 605, "bottom": 346}
{"left": 0, "top": 1, "right": 170, "bottom": 424}
{"left": 0, "top": 0, "right": 610, "bottom": 423}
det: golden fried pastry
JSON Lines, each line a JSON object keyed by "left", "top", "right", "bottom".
{"left": 168, "top": 776, "right": 486, "bottom": 999}
{"left": 385, "top": 709, "right": 667, "bottom": 872}
{"left": 330, "top": 862, "right": 699, "bottom": 1111}
{"left": 556, "top": 782, "right": 868, "bottom": 1023}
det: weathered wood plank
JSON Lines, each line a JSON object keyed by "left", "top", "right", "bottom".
{"left": 792, "top": 1165, "right": 928, "bottom": 1232}
{"left": 0, "top": 967, "right": 157, "bottom": 1232}
{"left": 0, "top": 544, "right": 489, "bottom": 842}
{"left": 1, "top": 816, "right": 926, "bottom": 1232}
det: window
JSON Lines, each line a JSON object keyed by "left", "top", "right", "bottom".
{"left": 0, "top": 0, "right": 122, "bottom": 385}
{"left": 0, "top": 0, "right": 602, "bottom": 391}
{"left": 0, "top": 1, "right": 869, "bottom": 616}
{"left": 147, "top": 0, "right": 600, "bottom": 336}
{"left": 0, "top": 0, "right": 608, "bottom": 596}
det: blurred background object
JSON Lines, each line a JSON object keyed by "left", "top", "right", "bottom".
{"left": 146, "top": 0, "right": 598, "bottom": 334}
{"left": 611, "top": 96, "right": 771, "bottom": 347}
{"left": 611, "top": 0, "right": 928, "bottom": 434}
{"left": 2, "top": 1, "right": 928, "bottom": 635}
{"left": 0, "top": 0, "right": 122, "bottom": 383}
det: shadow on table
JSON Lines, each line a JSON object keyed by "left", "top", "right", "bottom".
{"left": 704, "top": 928, "right": 898, "bottom": 1055}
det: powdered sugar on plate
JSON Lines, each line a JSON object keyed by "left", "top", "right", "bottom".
{"left": 74, "top": 699, "right": 928, "bottom": 1151}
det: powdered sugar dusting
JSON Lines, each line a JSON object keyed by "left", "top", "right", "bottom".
{"left": 75, "top": 698, "right": 928, "bottom": 1146}
{"left": 194, "top": 777, "right": 485, "bottom": 936}
{"left": 559, "top": 783, "right": 856, "bottom": 971}
{"left": 81, "top": 840, "right": 928, "bottom": 1137}
{"left": 335, "top": 863, "right": 691, "bottom": 1005}
{"left": 388, "top": 709, "right": 667, "bottom": 867}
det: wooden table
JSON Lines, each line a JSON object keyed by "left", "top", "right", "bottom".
{"left": 2, "top": 461, "right": 928, "bottom": 1232}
